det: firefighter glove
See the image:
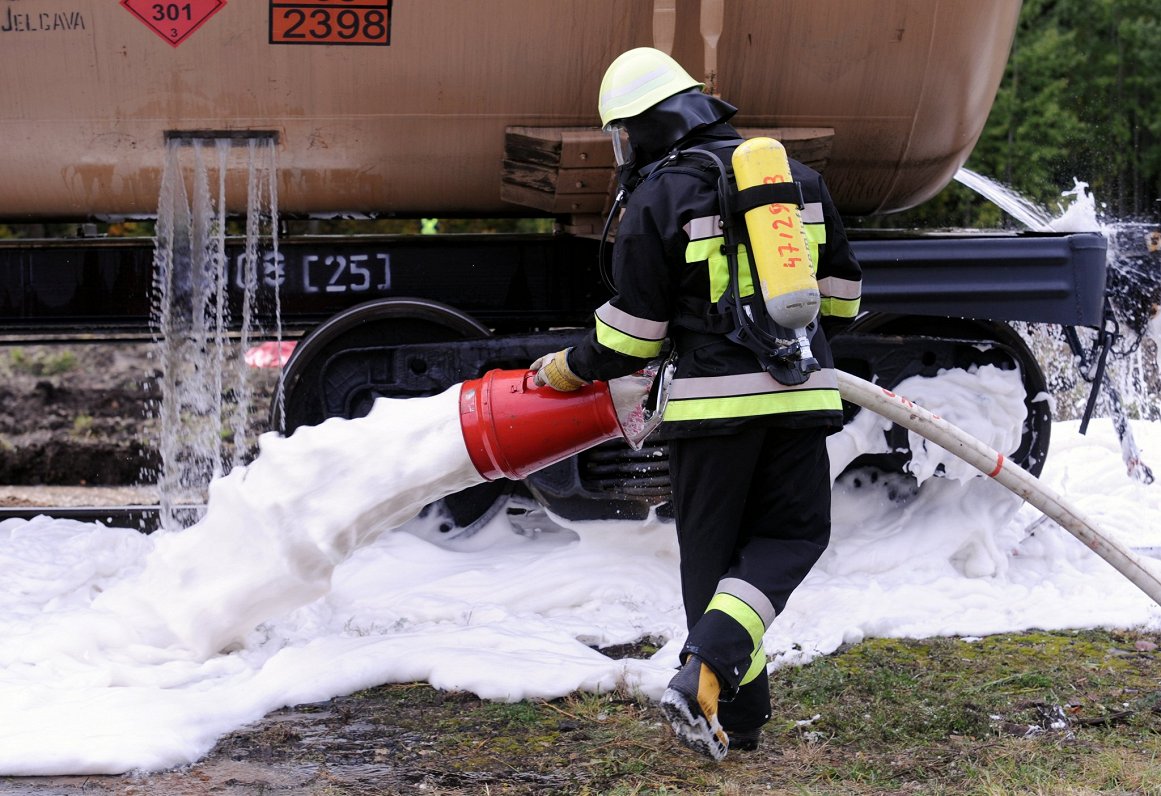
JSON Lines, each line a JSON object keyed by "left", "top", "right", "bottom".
{"left": 531, "top": 348, "right": 588, "bottom": 392}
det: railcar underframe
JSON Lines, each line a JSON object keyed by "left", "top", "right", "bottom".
{"left": 0, "top": 230, "right": 1110, "bottom": 527}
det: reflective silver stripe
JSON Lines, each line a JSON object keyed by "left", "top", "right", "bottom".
{"left": 802, "top": 202, "right": 824, "bottom": 224}
{"left": 600, "top": 66, "right": 670, "bottom": 107}
{"left": 716, "top": 577, "right": 777, "bottom": 627}
{"left": 594, "top": 302, "right": 668, "bottom": 340}
{"left": 817, "top": 276, "right": 862, "bottom": 299}
{"left": 683, "top": 215, "right": 721, "bottom": 241}
{"left": 669, "top": 368, "right": 838, "bottom": 399}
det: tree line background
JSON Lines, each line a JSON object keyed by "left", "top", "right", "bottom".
{"left": 861, "top": 0, "right": 1161, "bottom": 230}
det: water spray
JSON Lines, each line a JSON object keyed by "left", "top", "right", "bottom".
{"left": 955, "top": 168, "right": 1158, "bottom": 484}
{"left": 837, "top": 370, "right": 1161, "bottom": 608}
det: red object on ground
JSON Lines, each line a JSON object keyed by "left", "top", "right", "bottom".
{"left": 459, "top": 369, "right": 624, "bottom": 481}
{"left": 244, "top": 341, "right": 297, "bottom": 369}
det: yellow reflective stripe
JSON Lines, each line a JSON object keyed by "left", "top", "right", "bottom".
{"left": 706, "top": 592, "right": 765, "bottom": 651}
{"left": 595, "top": 315, "right": 664, "bottom": 358}
{"left": 710, "top": 582, "right": 775, "bottom": 686}
{"left": 821, "top": 295, "right": 861, "bottom": 319}
{"left": 803, "top": 222, "right": 824, "bottom": 277}
{"left": 595, "top": 302, "right": 668, "bottom": 340}
{"left": 739, "top": 648, "right": 767, "bottom": 686}
{"left": 663, "top": 388, "right": 843, "bottom": 421}
{"left": 686, "top": 237, "right": 728, "bottom": 302}
{"left": 686, "top": 236, "right": 719, "bottom": 264}
{"left": 734, "top": 245, "right": 754, "bottom": 298}
{"left": 686, "top": 236, "right": 753, "bottom": 302}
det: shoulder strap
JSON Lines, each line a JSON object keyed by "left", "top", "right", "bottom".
{"left": 661, "top": 141, "right": 814, "bottom": 386}
{"left": 736, "top": 181, "right": 805, "bottom": 213}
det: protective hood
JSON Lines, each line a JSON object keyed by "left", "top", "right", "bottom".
{"left": 623, "top": 90, "right": 738, "bottom": 167}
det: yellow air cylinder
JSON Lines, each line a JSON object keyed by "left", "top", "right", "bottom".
{"left": 732, "top": 137, "right": 821, "bottom": 331}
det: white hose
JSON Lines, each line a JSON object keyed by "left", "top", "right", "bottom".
{"left": 836, "top": 370, "right": 1161, "bottom": 608}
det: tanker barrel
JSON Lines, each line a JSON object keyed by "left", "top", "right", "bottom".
{"left": 0, "top": 0, "right": 1021, "bottom": 220}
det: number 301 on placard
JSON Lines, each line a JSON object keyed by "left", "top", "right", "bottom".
{"left": 270, "top": 0, "right": 392, "bottom": 46}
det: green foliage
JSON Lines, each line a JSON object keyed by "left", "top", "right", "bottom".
{"left": 864, "top": 0, "right": 1161, "bottom": 229}
{"left": 995, "top": 0, "right": 1161, "bottom": 215}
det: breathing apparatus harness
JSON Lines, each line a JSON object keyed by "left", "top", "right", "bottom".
{"left": 599, "top": 139, "right": 821, "bottom": 387}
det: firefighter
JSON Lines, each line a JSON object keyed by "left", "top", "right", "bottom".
{"left": 531, "top": 47, "right": 862, "bottom": 760}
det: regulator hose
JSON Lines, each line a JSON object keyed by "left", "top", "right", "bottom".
{"left": 836, "top": 370, "right": 1161, "bottom": 608}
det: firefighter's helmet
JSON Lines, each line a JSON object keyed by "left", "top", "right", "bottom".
{"left": 598, "top": 47, "right": 704, "bottom": 129}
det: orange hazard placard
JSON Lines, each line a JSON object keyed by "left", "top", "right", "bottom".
{"left": 270, "top": 0, "right": 392, "bottom": 46}
{"left": 120, "top": 0, "right": 227, "bottom": 47}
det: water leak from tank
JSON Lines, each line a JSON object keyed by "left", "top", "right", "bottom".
{"left": 954, "top": 168, "right": 1059, "bottom": 231}
{"left": 149, "top": 135, "right": 282, "bottom": 530}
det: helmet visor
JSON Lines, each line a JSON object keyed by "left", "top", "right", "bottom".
{"left": 608, "top": 124, "right": 634, "bottom": 167}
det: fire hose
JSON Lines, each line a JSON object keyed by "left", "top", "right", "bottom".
{"left": 836, "top": 370, "right": 1161, "bottom": 608}
{"left": 457, "top": 363, "right": 1161, "bottom": 608}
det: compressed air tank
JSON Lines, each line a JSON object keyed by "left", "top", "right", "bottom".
{"left": 0, "top": 0, "right": 1021, "bottom": 219}
{"left": 732, "top": 137, "right": 821, "bottom": 331}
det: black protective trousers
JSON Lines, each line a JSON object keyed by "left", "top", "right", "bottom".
{"left": 668, "top": 424, "right": 832, "bottom": 732}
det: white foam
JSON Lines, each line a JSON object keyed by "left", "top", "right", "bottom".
{"left": 0, "top": 371, "right": 1159, "bottom": 775}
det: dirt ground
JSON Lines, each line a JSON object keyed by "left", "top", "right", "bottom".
{"left": 0, "top": 342, "right": 276, "bottom": 508}
{"left": 0, "top": 343, "right": 159, "bottom": 490}
{"left": 0, "top": 679, "right": 681, "bottom": 795}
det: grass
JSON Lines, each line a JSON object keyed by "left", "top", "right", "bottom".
{"left": 5, "top": 346, "right": 78, "bottom": 377}
{"left": 309, "top": 628, "right": 1161, "bottom": 795}
{"left": 71, "top": 413, "right": 94, "bottom": 436}
{"left": 752, "top": 630, "right": 1161, "bottom": 794}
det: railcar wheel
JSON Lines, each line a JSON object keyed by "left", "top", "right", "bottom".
{"left": 833, "top": 314, "right": 1051, "bottom": 478}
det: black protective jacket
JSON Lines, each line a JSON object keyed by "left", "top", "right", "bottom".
{"left": 568, "top": 123, "right": 863, "bottom": 437}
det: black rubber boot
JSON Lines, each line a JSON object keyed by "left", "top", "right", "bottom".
{"left": 659, "top": 655, "right": 730, "bottom": 761}
{"left": 725, "top": 726, "right": 761, "bottom": 751}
